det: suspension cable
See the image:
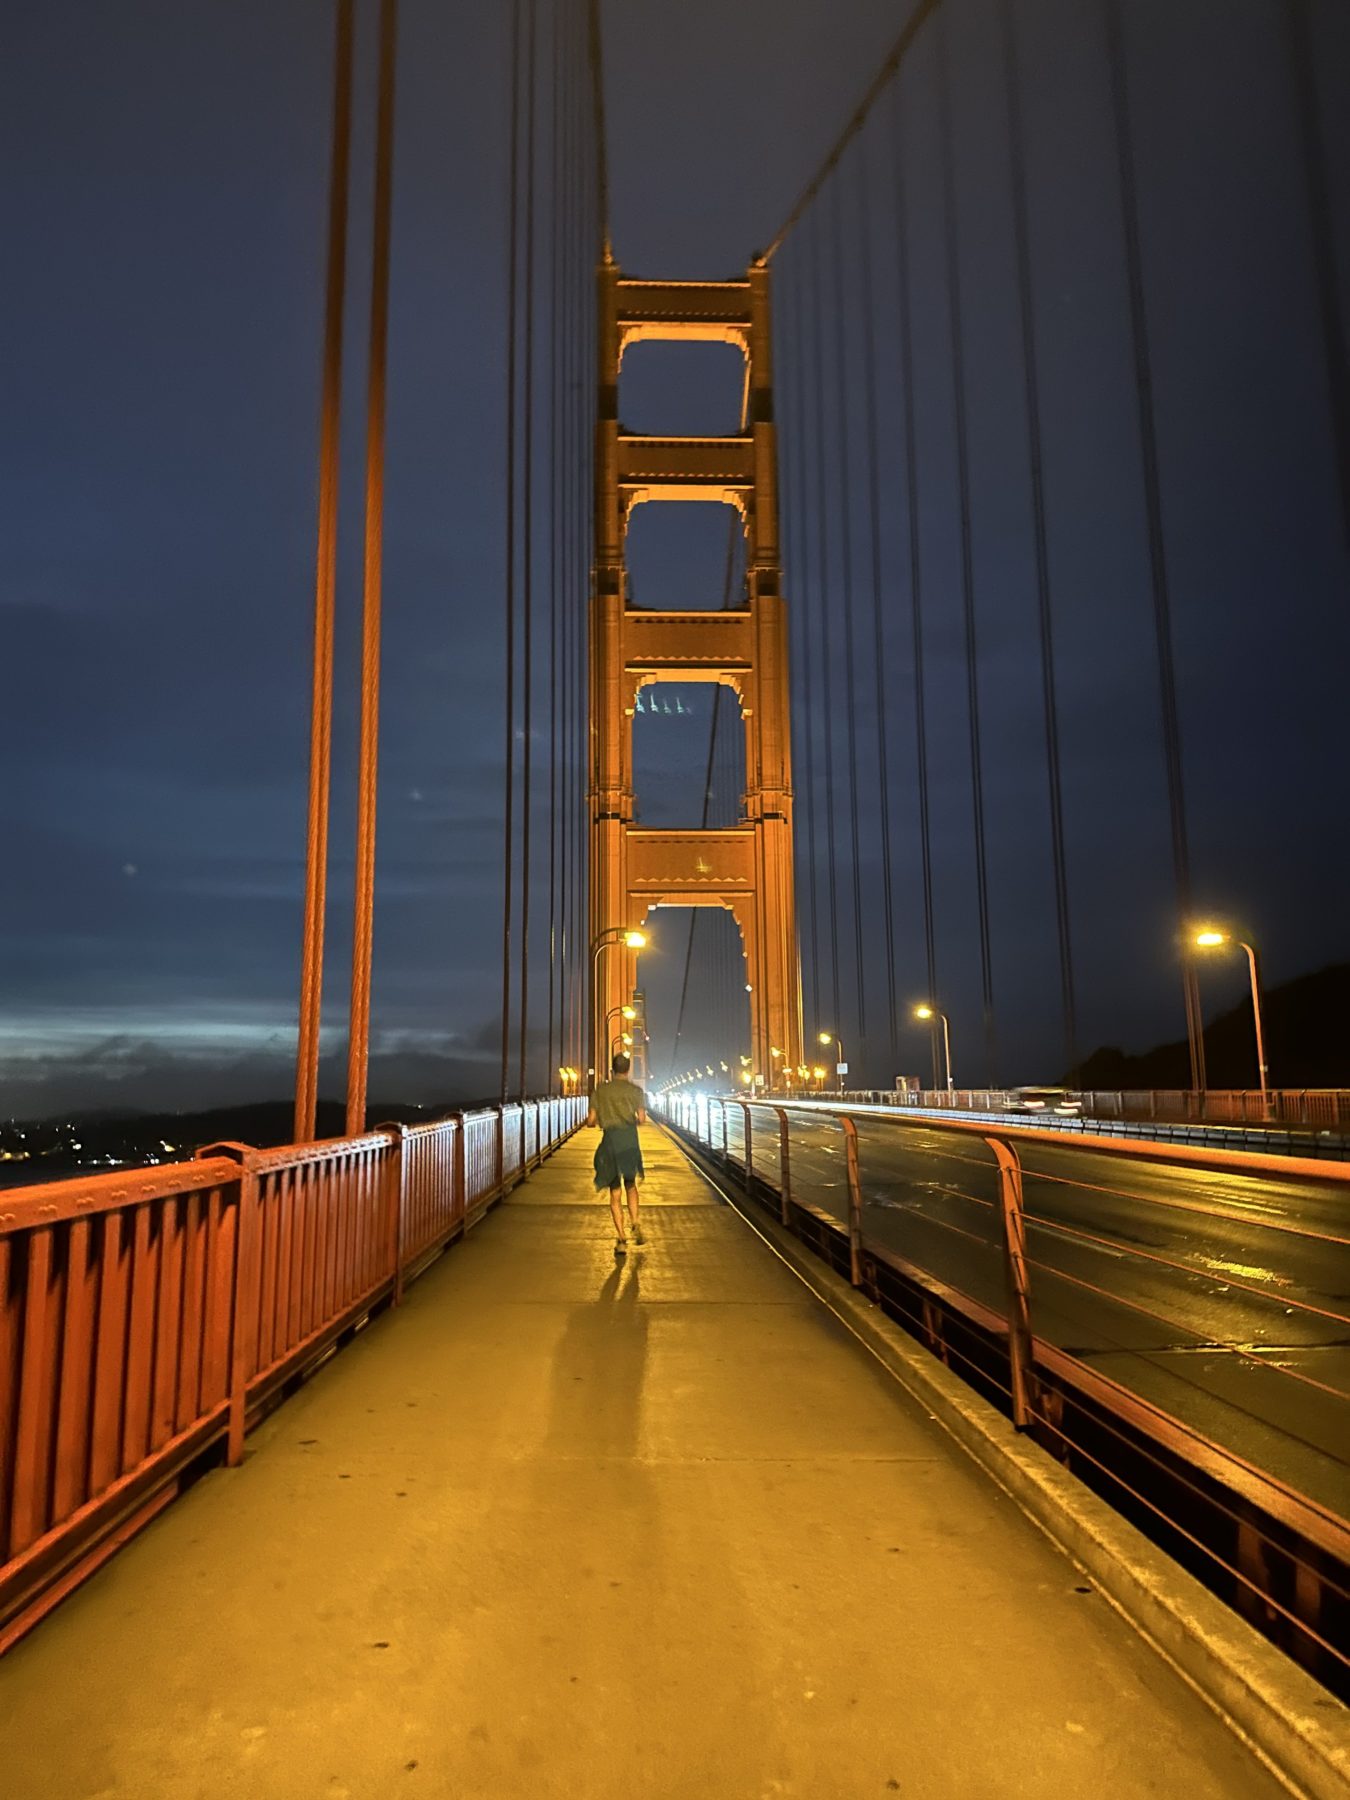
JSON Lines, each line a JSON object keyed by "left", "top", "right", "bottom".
{"left": 764, "top": 0, "right": 945, "bottom": 262}
{"left": 1102, "top": 0, "right": 1205, "bottom": 1092}
{"left": 549, "top": 0, "right": 570, "bottom": 1095}
{"left": 827, "top": 182, "right": 868, "bottom": 1039}
{"left": 1001, "top": 0, "right": 1078, "bottom": 1079}
{"left": 785, "top": 253, "right": 822, "bottom": 1036}
{"left": 499, "top": 0, "right": 523, "bottom": 1113}
{"left": 345, "top": 0, "right": 399, "bottom": 1136}
{"left": 937, "top": 13, "right": 996, "bottom": 1083}
{"left": 808, "top": 215, "right": 842, "bottom": 1029}
{"left": 888, "top": 80, "right": 939, "bottom": 1089}
{"left": 854, "top": 134, "right": 898, "bottom": 1051}
{"left": 516, "top": 0, "right": 539, "bottom": 1103}
{"left": 295, "top": 0, "right": 354, "bottom": 1143}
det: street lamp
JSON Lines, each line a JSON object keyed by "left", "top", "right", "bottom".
{"left": 592, "top": 928, "right": 647, "bottom": 1070}
{"left": 913, "top": 1004, "right": 954, "bottom": 1094}
{"left": 1193, "top": 927, "right": 1270, "bottom": 1103}
{"left": 818, "top": 1030, "right": 844, "bottom": 1094}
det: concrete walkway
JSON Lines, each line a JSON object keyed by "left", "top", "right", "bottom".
{"left": 1, "top": 1127, "right": 1284, "bottom": 1799}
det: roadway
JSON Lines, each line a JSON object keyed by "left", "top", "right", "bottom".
{"left": 709, "top": 1103, "right": 1350, "bottom": 1524}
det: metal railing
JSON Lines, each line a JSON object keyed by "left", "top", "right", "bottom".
{"left": 0, "top": 1095, "right": 586, "bottom": 1652}
{"left": 661, "top": 1092, "right": 1350, "bottom": 1695}
{"left": 773, "top": 1086, "right": 1350, "bottom": 1130}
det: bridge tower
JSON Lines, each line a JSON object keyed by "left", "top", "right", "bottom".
{"left": 590, "top": 256, "right": 803, "bottom": 1085}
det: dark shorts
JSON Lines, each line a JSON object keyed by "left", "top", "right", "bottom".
{"left": 594, "top": 1122, "right": 644, "bottom": 1192}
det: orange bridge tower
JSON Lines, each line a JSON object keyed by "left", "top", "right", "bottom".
{"left": 589, "top": 257, "right": 803, "bottom": 1085}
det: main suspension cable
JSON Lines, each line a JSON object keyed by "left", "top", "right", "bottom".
{"left": 764, "top": 0, "right": 946, "bottom": 262}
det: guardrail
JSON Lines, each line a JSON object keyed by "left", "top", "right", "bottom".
{"left": 0, "top": 1094, "right": 586, "bottom": 1652}
{"left": 660, "top": 1092, "right": 1350, "bottom": 1696}
{"left": 768, "top": 1093, "right": 1350, "bottom": 1162}
{"left": 775, "top": 1086, "right": 1350, "bottom": 1130}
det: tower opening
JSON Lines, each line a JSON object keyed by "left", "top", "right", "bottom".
{"left": 623, "top": 501, "right": 746, "bottom": 612}
{"left": 631, "top": 680, "right": 744, "bottom": 829}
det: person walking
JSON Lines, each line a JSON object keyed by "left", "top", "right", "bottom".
{"left": 587, "top": 1051, "right": 647, "bottom": 1258}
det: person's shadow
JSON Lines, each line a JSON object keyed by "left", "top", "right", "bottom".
{"left": 543, "top": 1255, "right": 647, "bottom": 1458}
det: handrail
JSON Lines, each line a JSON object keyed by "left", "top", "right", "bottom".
{"left": 0, "top": 1093, "right": 587, "bottom": 1653}
{"left": 666, "top": 1093, "right": 1350, "bottom": 1581}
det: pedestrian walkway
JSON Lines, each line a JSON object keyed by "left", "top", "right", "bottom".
{"left": 1, "top": 1126, "right": 1283, "bottom": 1799}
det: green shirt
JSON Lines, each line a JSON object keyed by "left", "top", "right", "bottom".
{"left": 591, "top": 1077, "right": 645, "bottom": 1131}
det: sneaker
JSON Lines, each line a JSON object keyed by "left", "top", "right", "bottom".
{"left": 631, "top": 1224, "right": 645, "bottom": 1246}
{"left": 614, "top": 1239, "right": 628, "bottom": 1259}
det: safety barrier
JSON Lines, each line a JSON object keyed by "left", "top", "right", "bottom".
{"left": 784, "top": 1086, "right": 1350, "bottom": 1130}
{"left": 661, "top": 1092, "right": 1350, "bottom": 1696}
{"left": 0, "top": 1095, "right": 586, "bottom": 1652}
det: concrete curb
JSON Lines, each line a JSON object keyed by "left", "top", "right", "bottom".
{"left": 690, "top": 1147, "right": 1350, "bottom": 1800}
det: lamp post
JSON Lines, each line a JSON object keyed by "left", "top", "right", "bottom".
{"left": 591, "top": 927, "right": 647, "bottom": 1076}
{"left": 818, "top": 1030, "right": 844, "bottom": 1094}
{"left": 1194, "top": 927, "right": 1269, "bottom": 1104}
{"left": 913, "top": 1004, "right": 953, "bottom": 1094}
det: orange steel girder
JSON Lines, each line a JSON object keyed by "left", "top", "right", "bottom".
{"left": 589, "top": 261, "right": 803, "bottom": 1084}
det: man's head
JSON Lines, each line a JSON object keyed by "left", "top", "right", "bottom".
{"left": 611, "top": 1052, "right": 631, "bottom": 1076}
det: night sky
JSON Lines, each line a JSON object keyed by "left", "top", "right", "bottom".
{"left": 3, "top": 0, "right": 1348, "bottom": 1118}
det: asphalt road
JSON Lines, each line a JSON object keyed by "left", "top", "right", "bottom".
{"left": 696, "top": 1102, "right": 1350, "bottom": 1524}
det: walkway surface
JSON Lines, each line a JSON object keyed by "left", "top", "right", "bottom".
{"left": 2, "top": 1126, "right": 1284, "bottom": 1799}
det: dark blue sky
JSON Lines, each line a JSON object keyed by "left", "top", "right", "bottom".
{"left": 2, "top": 0, "right": 1347, "bottom": 1115}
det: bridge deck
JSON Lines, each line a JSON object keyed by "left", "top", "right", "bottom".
{"left": 2, "top": 1129, "right": 1282, "bottom": 1798}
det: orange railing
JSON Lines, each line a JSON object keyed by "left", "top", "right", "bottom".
{"left": 663, "top": 1092, "right": 1350, "bottom": 1691}
{"left": 0, "top": 1095, "right": 586, "bottom": 1651}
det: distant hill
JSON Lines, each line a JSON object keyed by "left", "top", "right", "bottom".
{"left": 1069, "top": 962, "right": 1350, "bottom": 1090}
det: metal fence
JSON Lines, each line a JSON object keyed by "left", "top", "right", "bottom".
{"left": 662, "top": 1092, "right": 1350, "bottom": 1694}
{"left": 0, "top": 1095, "right": 585, "bottom": 1652}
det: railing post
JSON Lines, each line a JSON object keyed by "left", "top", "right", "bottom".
{"left": 379, "top": 1123, "right": 408, "bottom": 1306}
{"left": 985, "top": 1134, "right": 1036, "bottom": 1430}
{"left": 453, "top": 1113, "right": 468, "bottom": 1231}
{"left": 773, "top": 1105, "right": 791, "bottom": 1225}
{"left": 198, "top": 1140, "right": 259, "bottom": 1468}
{"left": 738, "top": 1101, "right": 753, "bottom": 1183}
{"left": 840, "top": 1115, "right": 863, "bottom": 1287}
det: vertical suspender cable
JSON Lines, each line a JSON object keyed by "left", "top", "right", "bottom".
{"left": 666, "top": 683, "right": 724, "bottom": 1077}
{"left": 808, "top": 215, "right": 842, "bottom": 1030}
{"left": 295, "top": 0, "right": 354, "bottom": 1143}
{"left": 828, "top": 180, "right": 868, "bottom": 1040}
{"left": 937, "top": 15, "right": 997, "bottom": 1083}
{"left": 888, "top": 82, "right": 939, "bottom": 1089}
{"left": 1281, "top": 0, "right": 1350, "bottom": 556}
{"left": 345, "top": 0, "right": 399, "bottom": 1137}
{"left": 668, "top": 391, "right": 745, "bottom": 1076}
{"left": 546, "top": 0, "right": 563, "bottom": 1096}
{"left": 1103, "top": 0, "right": 1206, "bottom": 1091}
{"left": 1001, "top": 0, "right": 1078, "bottom": 1080}
{"left": 517, "top": 0, "right": 538, "bottom": 1102}
{"left": 562, "top": 0, "right": 580, "bottom": 1084}
{"left": 499, "top": 0, "right": 523, "bottom": 1114}
{"left": 786, "top": 255, "right": 822, "bottom": 1037}
{"left": 855, "top": 137, "right": 899, "bottom": 1052}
